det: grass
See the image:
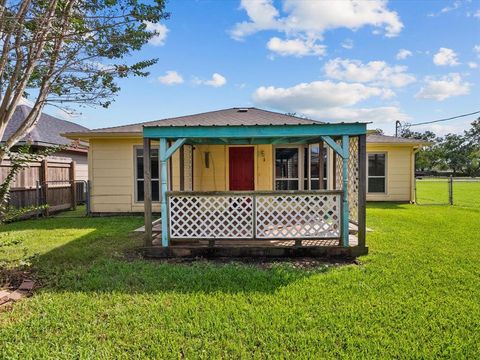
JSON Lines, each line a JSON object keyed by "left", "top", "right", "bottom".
{"left": 0, "top": 184, "right": 479, "bottom": 358}
{"left": 416, "top": 178, "right": 480, "bottom": 206}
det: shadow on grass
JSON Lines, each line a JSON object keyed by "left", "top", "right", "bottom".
{"left": 1, "top": 216, "right": 337, "bottom": 295}
{"left": 366, "top": 202, "right": 410, "bottom": 210}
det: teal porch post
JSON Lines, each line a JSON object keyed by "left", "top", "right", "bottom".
{"left": 341, "top": 135, "right": 350, "bottom": 247}
{"left": 159, "top": 138, "right": 169, "bottom": 247}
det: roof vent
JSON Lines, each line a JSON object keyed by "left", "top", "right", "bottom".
{"left": 237, "top": 108, "right": 248, "bottom": 113}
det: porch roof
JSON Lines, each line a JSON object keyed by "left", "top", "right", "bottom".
{"left": 143, "top": 122, "right": 367, "bottom": 145}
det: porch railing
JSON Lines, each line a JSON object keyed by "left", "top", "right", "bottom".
{"left": 167, "top": 190, "right": 342, "bottom": 241}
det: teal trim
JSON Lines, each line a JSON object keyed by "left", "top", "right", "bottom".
{"left": 182, "top": 137, "right": 321, "bottom": 146}
{"left": 320, "top": 135, "right": 346, "bottom": 158}
{"left": 162, "top": 138, "right": 186, "bottom": 161}
{"left": 271, "top": 137, "right": 290, "bottom": 144}
{"left": 143, "top": 123, "right": 367, "bottom": 140}
{"left": 341, "top": 135, "right": 350, "bottom": 247}
{"left": 159, "top": 138, "right": 169, "bottom": 247}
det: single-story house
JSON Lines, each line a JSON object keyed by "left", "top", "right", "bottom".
{"left": 66, "top": 107, "right": 424, "bottom": 213}
{"left": 2, "top": 104, "right": 89, "bottom": 181}
{"left": 65, "top": 108, "right": 425, "bottom": 258}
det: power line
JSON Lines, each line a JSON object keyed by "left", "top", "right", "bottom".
{"left": 409, "top": 110, "right": 480, "bottom": 127}
{"left": 395, "top": 109, "right": 480, "bottom": 136}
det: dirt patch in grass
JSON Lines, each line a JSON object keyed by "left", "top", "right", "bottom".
{"left": 0, "top": 268, "right": 33, "bottom": 291}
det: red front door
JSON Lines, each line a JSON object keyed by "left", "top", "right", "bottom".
{"left": 229, "top": 147, "right": 254, "bottom": 190}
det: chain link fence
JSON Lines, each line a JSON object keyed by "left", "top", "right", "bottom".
{"left": 415, "top": 176, "right": 480, "bottom": 207}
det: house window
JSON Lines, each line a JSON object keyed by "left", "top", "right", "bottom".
{"left": 304, "top": 144, "right": 328, "bottom": 190}
{"left": 368, "top": 153, "right": 386, "bottom": 193}
{"left": 275, "top": 145, "right": 328, "bottom": 190}
{"left": 275, "top": 148, "right": 299, "bottom": 190}
{"left": 135, "top": 148, "right": 160, "bottom": 201}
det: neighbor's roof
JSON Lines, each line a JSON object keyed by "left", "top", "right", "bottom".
{"left": 65, "top": 107, "right": 328, "bottom": 138}
{"left": 367, "top": 133, "right": 429, "bottom": 145}
{"left": 2, "top": 105, "right": 89, "bottom": 148}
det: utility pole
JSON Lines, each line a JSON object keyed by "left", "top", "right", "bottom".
{"left": 395, "top": 120, "right": 401, "bottom": 137}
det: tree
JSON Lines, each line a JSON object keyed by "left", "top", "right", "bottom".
{"left": 464, "top": 118, "right": 480, "bottom": 176}
{"left": 0, "top": 0, "right": 169, "bottom": 160}
{"left": 400, "top": 126, "right": 440, "bottom": 172}
{"left": 438, "top": 134, "right": 469, "bottom": 175}
{"left": 465, "top": 118, "right": 480, "bottom": 148}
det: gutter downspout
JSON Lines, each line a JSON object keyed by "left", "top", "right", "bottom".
{"left": 411, "top": 146, "right": 421, "bottom": 203}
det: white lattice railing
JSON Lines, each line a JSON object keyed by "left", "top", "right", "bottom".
{"left": 255, "top": 192, "right": 341, "bottom": 239}
{"left": 168, "top": 191, "right": 342, "bottom": 240}
{"left": 168, "top": 192, "right": 254, "bottom": 239}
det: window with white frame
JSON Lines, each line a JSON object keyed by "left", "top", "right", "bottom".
{"left": 368, "top": 153, "right": 386, "bottom": 193}
{"left": 275, "top": 145, "right": 328, "bottom": 190}
{"left": 275, "top": 147, "right": 299, "bottom": 190}
{"left": 135, "top": 147, "right": 160, "bottom": 201}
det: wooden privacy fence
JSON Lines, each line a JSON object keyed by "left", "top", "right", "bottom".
{"left": 1, "top": 158, "right": 88, "bottom": 216}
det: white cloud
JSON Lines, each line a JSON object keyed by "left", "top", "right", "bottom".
{"left": 253, "top": 80, "right": 393, "bottom": 110}
{"left": 324, "top": 58, "right": 416, "bottom": 88}
{"left": 433, "top": 47, "right": 460, "bottom": 66}
{"left": 194, "top": 73, "right": 227, "bottom": 87}
{"left": 341, "top": 39, "right": 354, "bottom": 50}
{"left": 145, "top": 22, "right": 169, "bottom": 46}
{"left": 468, "top": 62, "right": 478, "bottom": 69}
{"left": 396, "top": 49, "right": 412, "bottom": 60}
{"left": 158, "top": 71, "right": 184, "bottom": 85}
{"left": 474, "top": 9, "right": 480, "bottom": 18}
{"left": 415, "top": 73, "right": 471, "bottom": 101}
{"left": 474, "top": 45, "right": 480, "bottom": 56}
{"left": 266, "top": 37, "right": 326, "bottom": 57}
{"left": 308, "top": 106, "right": 410, "bottom": 125}
{"left": 231, "top": 0, "right": 403, "bottom": 57}
{"left": 230, "top": 0, "right": 279, "bottom": 40}
{"left": 428, "top": 0, "right": 461, "bottom": 17}
{"left": 413, "top": 122, "right": 469, "bottom": 136}
{"left": 252, "top": 79, "right": 410, "bottom": 130}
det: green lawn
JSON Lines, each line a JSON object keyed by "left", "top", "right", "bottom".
{"left": 0, "top": 189, "right": 479, "bottom": 358}
{"left": 416, "top": 178, "right": 480, "bottom": 206}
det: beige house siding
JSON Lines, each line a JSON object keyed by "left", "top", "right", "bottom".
{"left": 366, "top": 144, "right": 415, "bottom": 202}
{"left": 52, "top": 150, "right": 88, "bottom": 182}
{"left": 192, "top": 144, "right": 273, "bottom": 191}
{"left": 89, "top": 138, "right": 174, "bottom": 213}
{"left": 87, "top": 138, "right": 417, "bottom": 213}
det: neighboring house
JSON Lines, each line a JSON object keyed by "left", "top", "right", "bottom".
{"left": 2, "top": 105, "right": 89, "bottom": 181}
{"left": 66, "top": 107, "right": 424, "bottom": 215}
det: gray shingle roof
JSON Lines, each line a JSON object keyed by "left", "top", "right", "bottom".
{"left": 367, "top": 133, "right": 428, "bottom": 144}
{"left": 82, "top": 107, "right": 324, "bottom": 134}
{"left": 2, "top": 105, "right": 89, "bottom": 147}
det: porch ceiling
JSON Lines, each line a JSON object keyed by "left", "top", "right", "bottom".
{"left": 142, "top": 123, "right": 367, "bottom": 145}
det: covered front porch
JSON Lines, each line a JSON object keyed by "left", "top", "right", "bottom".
{"left": 141, "top": 121, "right": 367, "bottom": 258}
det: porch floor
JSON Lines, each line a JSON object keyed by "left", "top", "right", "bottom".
{"left": 142, "top": 234, "right": 365, "bottom": 258}
{"left": 158, "top": 234, "right": 358, "bottom": 247}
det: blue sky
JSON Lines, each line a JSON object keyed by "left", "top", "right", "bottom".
{"left": 55, "top": 0, "right": 480, "bottom": 136}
